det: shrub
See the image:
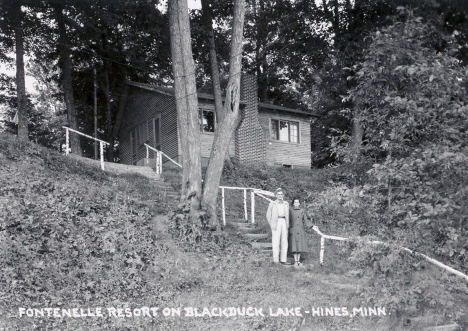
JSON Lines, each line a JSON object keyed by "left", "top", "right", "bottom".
{"left": 0, "top": 133, "right": 179, "bottom": 330}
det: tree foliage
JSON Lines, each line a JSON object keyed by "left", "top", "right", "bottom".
{"left": 320, "top": 11, "right": 468, "bottom": 313}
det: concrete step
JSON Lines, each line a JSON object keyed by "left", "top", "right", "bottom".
{"left": 407, "top": 315, "right": 444, "bottom": 327}
{"left": 423, "top": 324, "right": 459, "bottom": 331}
{"left": 233, "top": 222, "right": 255, "bottom": 229}
{"left": 245, "top": 233, "right": 269, "bottom": 240}
{"left": 251, "top": 242, "right": 272, "bottom": 250}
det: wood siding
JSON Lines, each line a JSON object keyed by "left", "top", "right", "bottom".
{"left": 119, "top": 87, "right": 179, "bottom": 165}
{"left": 120, "top": 90, "right": 234, "bottom": 166}
{"left": 198, "top": 101, "right": 235, "bottom": 162}
{"left": 258, "top": 108, "right": 311, "bottom": 168}
{"left": 199, "top": 132, "right": 235, "bottom": 159}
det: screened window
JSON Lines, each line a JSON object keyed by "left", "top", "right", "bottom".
{"left": 270, "top": 119, "right": 299, "bottom": 143}
{"left": 199, "top": 108, "right": 215, "bottom": 132}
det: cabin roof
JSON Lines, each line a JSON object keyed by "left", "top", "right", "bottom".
{"left": 126, "top": 81, "right": 319, "bottom": 117}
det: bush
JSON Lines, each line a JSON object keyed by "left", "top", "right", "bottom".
{"left": 0, "top": 133, "right": 180, "bottom": 330}
{"left": 167, "top": 201, "right": 231, "bottom": 253}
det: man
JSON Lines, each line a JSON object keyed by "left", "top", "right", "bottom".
{"left": 266, "top": 188, "right": 291, "bottom": 265}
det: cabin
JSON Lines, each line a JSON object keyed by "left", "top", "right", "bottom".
{"left": 118, "top": 74, "right": 318, "bottom": 169}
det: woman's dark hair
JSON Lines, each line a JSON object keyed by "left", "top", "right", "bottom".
{"left": 291, "top": 196, "right": 301, "bottom": 204}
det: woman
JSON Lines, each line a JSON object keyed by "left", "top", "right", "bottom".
{"left": 288, "top": 197, "right": 314, "bottom": 266}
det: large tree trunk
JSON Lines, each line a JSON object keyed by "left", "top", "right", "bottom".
{"left": 12, "top": 1, "right": 28, "bottom": 141}
{"left": 255, "top": 0, "right": 268, "bottom": 102}
{"left": 201, "top": 0, "right": 233, "bottom": 167}
{"left": 168, "top": 0, "right": 202, "bottom": 213}
{"left": 202, "top": 0, "right": 246, "bottom": 226}
{"left": 55, "top": 5, "right": 82, "bottom": 155}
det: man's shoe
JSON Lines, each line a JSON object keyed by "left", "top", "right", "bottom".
{"left": 280, "top": 261, "right": 292, "bottom": 265}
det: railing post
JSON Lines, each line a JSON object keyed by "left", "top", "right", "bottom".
{"left": 251, "top": 191, "right": 255, "bottom": 224}
{"left": 159, "top": 152, "right": 163, "bottom": 174}
{"left": 65, "top": 128, "right": 69, "bottom": 155}
{"left": 100, "top": 141, "right": 104, "bottom": 170}
{"left": 222, "top": 188, "right": 226, "bottom": 226}
{"left": 155, "top": 151, "right": 160, "bottom": 174}
{"left": 320, "top": 237, "right": 325, "bottom": 266}
{"left": 243, "top": 189, "right": 248, "bottom": 221}
{"left": 146, "top": 145, "right": 149, "bottom": 160}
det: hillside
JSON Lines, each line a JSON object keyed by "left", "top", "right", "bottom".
{"left": 1, "top": 133, "right": 467, "bottom": 331}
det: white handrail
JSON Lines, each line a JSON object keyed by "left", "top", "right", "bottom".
{"left": 63, "top": 126, "right": 109, "bottom": 170}
{"left": 63, "top": 126, "right": 110, "bottom": 145}
{"left": 144, "top": 143, "right": 182, "bottom": 169}
{"left": 220, "top": 185, "right": 468, "bottom": 282}
{"left": 219, "top": 186, "right": 274, "bottom": 225}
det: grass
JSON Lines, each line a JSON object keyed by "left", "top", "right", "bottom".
{"left": 1, "top": 132, "right": 467, "bottom": 330}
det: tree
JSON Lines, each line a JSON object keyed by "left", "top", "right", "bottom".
{"left": 200, "top": 0, "right": 233, "bottom": 167}
{"left": 1, "top": 0, "right": 29, "bottom": 141}
{"left": 54, "top": 2, "right": 82, "bottom": 155}
{"left": 348, "top": 11, "right": 468, "bottom": 160}
{"left": 169, "top": 0, "right": 203, "bottom": 214}
{"left": 201, "top": 0, "right": 246, "bottom": 225}
{"left": 168, "top": 0, "right": 246, "bottom": 224}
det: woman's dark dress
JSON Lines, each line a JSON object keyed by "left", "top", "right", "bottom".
{"left": 288, "top": 208, "right": 312, "bottom": 253}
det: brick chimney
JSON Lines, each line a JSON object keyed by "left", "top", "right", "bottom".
{"left": 235, "top": 74, "right": 266, "bottom": 166}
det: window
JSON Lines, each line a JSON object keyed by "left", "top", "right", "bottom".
{"left": 199, "top": 108, "right": 215, "bottom": 132}
{"left": 270, "top": 119, "right": 299, "bottom": 143}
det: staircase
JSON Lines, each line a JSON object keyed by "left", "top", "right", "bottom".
{"left": 232, "top": 220, "right": 296, "bottom": 264}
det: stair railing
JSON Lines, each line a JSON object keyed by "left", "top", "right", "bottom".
{"left": 219, "top": 186, "right": 468, "bottom": 282}
{"left": 218, "top": 186, "right": 275, "bottom": 226}
{"left": 144, "top": 143, "right": 182, "bottom": 175}
{"left": 63, "top": 126, "right": 109, "bottom": 170}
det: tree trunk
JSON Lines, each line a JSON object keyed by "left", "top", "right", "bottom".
{"left": 55, "top": 5, "right": 82, "bottom": 155}
{"left": 256, "top": 0, "right": 268, "bottom": 102}
{"left": 93, "top": 66, "right": 98, "bottom": 160}
{"left": 202, "top": 0, "right": 246, "bottom": 226}
{"left": 332, "top": 0, "right": 340, "bottom": 42}
{"left": 322, "top": 0, "right": 340, "bottom": 45}
{"left": 201, "top": 0, "right": 223, "bottom": 121}
{"left": 350, "top": 114, "right": 362, "bottom": 163}
{"left": 169, "top": 0, "right": 203, "bottom": 212}
{"left": 103, "top": 63, "right": 114, "bottom": 161}
{"left": 12, "top": 1, "right": 28, "bottom": 141}
{"left": 201, "top": 0, "right": 233, "bottom": 167}
{"left": 169, "top": 0, "right": 190, "bottom": 200}
{"left": 110, "top": 83, "right": 129, "bottom": 157}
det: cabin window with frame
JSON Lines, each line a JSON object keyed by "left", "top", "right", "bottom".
{"left": 270, "top": 119, "right": 299, "bottom": 143}
{"left": 199, "top": 108, "right": 215, "bottom": 132}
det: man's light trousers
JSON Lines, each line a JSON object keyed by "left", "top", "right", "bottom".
{"left": 271, "top": 218, "right": 288, "bottom": 263}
